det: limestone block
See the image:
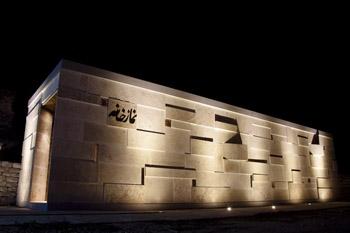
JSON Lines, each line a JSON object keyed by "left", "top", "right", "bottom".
{"left": 284, "top": 154, "right": 301, "bottom": 170}
{"left": 309, "top": 145, "right": 324, "bottom": 156}
{"left": 305, "top": 188, "right": 319, "bottom": 200}
{"left": 223, "top": 159, "right": 240, "bottom": 173}
{"left": 240, "top": 161, "right": 269, "bottom": 175}
{"left": 34, "top": 132, "right": 51, "bottom": 152}
{"left": 170, "top": 120, "right": 215, "bottom": 139}
{"left": 311, "top": 156, "right": 330, "bottom": 168}
{"left": 50, "top": 157, "right": 97, "bottom": 183}
{"left": 229, "top": 173, "right": 252, "bottom": 190}
{"left": 137, "top": 105, "right": 165, "bottom": 133}
{"left": 59, "top": 69, "right": 88, "bottom": 91}
{"left": 289, "top": 183, "right": 318, "bottom": 201}
{"left": 219, "top": 143, "right": 247, "bottom": 160}
{"left": 98, "top": 144, "right": 148, "bottom": 166}
{"left": 252, "top": 185, "right": 272, "bottom": 201}
{"left": 193, "top": 105, "right": 215, "bottom": 127}
{"left": 319, "top": 136, "right": 334, "bottom": 149}
{"left": 165, "top": 127, "right": 190, "bottom": 154}
{"left": 16, "top": 136, "right": 34, "bottom": 207}
{"left": 300, "top": 156, "right": 312, "bottom": 177}
{"left": 288, "top": 183, "right": 304, "bottom": 200}
{"left": 104, "top": 183, "right": 145, "bottom": 203}
{"left": 286, "top": 128, "right": 298, "bottom": 144}
{"left": 30, "top": 179, "right": 47, "bottom": 202}
{"left": 317, "top": 178, "right": 334, "bottom": 188}
{"left": 297, "top": 146, "right": 309, "bottom": 156}
{"left": 271, "top": 135, "right": 287, "bottom": 142}
{"left": 215, "top": 121, "right": 238, "bottom": 132}
{"left": 196, "top": 171, "right": 229, "bottom": 187}
{"left": 128, "top": 87, "right": 165, "bottom": 110}
{"left": 311, "top": 167, "right": 329, "bottom": 178}
{"left": 214, "top": 130, "right": 238, "bottom": 144}
{"left": 168, "top": 119, "right": 191, "bottom": 130}
{"left": 145, "top": 167, "right": 195, "bottom": 179}
{"left": 270, "top": 165, "right": 285, "bottom": 181}
{"left": 144, "top": 177, "right": 173, "bottom": 203}
{"left": 48, "top": 182, "right": 103, "bottom": 203}
{"left": 237, "top": 116, "right": 252, "bottom": 134}
{"left": 247, "top": 148, "right": 269, "bottom": 161}
{"left": 127, "top": 129, "right": 165, "bottom": 151}
{"left": 292, "top": 170, "right": 302, "bottom": 183}
{"left": 84, "top": 122, "right": 127, "bottom": 145}
{"left": 273, "top": 189, "right": 289, "bottom": 200}
{"left": 252, "top": 174, "right": 269, "bottom": 182}
{"left": 30, "top": 143, "right": 50, "bottom": 201}
{"left": 230, "top": 189, "right": 253, "bottom": 202}
{"left": 37, "top": 109, "right": 53, "bottom": 133}
{"left": 191, "top": 126, "right": 216, "bottom": 140}
{"left": 297, "top": 136, "right": 309, "bottom": 146}
{"left": 273, "top": 181, "right": 288, "bottom": 189}
{"left": 165, "top": 104, "right": 195, "bottom": 122}
{"left": 243, "top": 135, "right": 271, "bottom": 151}
{"left": 318, "top": 188, "right": 334, "bottom": 201}
{"left": 87, "top": 76, "right": 165, "bottom": 109}
{"left": 24, "top": 109, "right": 39, "bottom": 139}
{"left": 54, "top": 117, "right": 84, "bottom": 141}
{"left": 58, "top": 86, "right": 101, "bottom": 105}
{"left": 174, "top": 179, "right": 192, "bottom": 203}
{"left": 52, "top": 139, "right": 96, "bottom": 161}
{"left": 251, "top": 124, "right": 271, "bottom": 139}
{"left": 271, "top": 141, "right": 298, "bottom": 156}
{"left": 99, "top": 163, "right": 142, "bottom": 184}
{"left": 148, "top": 151, "right": 186, "bottom": 168}
{"left": 192, "top": 187, "right": 231, "bottom": 203}
{"left": 270, "top": 155, "right": 284, "bottom": 165}
{"left": 56, "top": 97, "right": 106, "bottom": 124}
{"left": 270, "top": 124, "right": 287, "bottom": 137}
{"left": 58, "top": 86, "right": 83, "bottom": 101}
{"left": 191, "top": 139, "right": 217, "bottom": 156}
{"left": 302, "top": 177, "right": 317, "bottom": 189}
{"left": 186, "top": 154, "right": 221, "bottom": 172}
{"left": 106, "top": 145, "right": 185, "bottom": 168}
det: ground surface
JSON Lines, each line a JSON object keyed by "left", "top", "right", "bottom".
{"left": 0, "top": 206, "right": 349, "bottom": 233}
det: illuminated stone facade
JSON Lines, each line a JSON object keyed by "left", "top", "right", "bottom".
{"left": 17, "top": 60, "right": 338, "bottom": 210}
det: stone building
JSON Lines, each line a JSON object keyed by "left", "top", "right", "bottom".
{"left": 17, "top": 60, "right": 338, "bottom": 210}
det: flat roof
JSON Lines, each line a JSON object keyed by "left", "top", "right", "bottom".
{"left": 29, "top": 59, "right": 332, "bottom": 138}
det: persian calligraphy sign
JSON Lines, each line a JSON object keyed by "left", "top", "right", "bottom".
{"left": 107, "top": 98, "right": 137, "bottom": 128}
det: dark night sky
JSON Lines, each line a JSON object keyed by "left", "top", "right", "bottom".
{"left": 1, "top": 7, "right": 349, "bottom": 174}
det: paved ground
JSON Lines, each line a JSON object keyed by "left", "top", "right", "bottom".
{"left": 0, "top": 202, "right": 350, "bottom": 232}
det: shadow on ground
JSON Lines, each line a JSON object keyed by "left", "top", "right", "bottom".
{"left": 1, "top": 207, "right": 350, "bottom": 233}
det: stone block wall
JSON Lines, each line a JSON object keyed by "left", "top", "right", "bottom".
{"left": 0, "top": 161, "right": 21, "bottom": 205}
{"left": 18, "top": 61, "right": 338, "bottom": 210}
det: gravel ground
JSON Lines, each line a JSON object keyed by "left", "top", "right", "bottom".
{"left": 1, "top": 207, "right": 349, "bottom": 233}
